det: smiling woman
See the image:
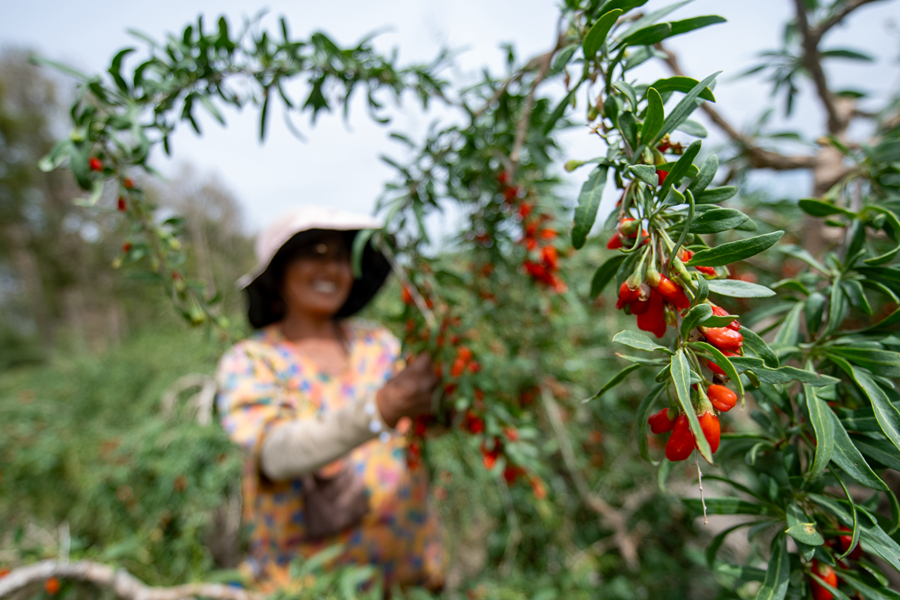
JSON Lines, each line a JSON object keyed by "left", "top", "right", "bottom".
{"left": 214, "top": 206, "right": 446, "bottom": 592}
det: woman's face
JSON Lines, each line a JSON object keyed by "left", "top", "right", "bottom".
{"left": 280, "top": 232, "right": 354, "bottom": 320}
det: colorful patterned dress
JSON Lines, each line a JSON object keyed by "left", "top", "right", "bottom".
{"left": 215, "top": 320, "right": 446, "bottom": 591}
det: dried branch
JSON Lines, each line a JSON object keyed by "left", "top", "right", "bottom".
{"left": 539, "top": 384, "right": 641, "bottom": 571}
{"left": 508, "top": 33, "right": 566, "bottom": 179}
{"left": 656, "top": 44, "right": 817, "bottom": 171}
{"left": 0, "top": 560, "right": 264, "bottom": 600}
{"left": 793, "top": 0, "right": 843, "bottom": 135}
{"left": 810, "top": 0, "right": 885, "bottom": 42}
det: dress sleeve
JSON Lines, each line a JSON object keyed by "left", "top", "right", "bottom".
{"left": 215, "top": 342, "right": 297, "bottom": 457}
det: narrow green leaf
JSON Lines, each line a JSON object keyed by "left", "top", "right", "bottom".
{"left": 687, "top": 231, "right": 784, "bottom": 267}
{"left": 848, "top": 367, "right": 900, "bottom": 454}
{"left": 672, "top": 349, "right": 713, "bottom": 463}
{"left": 669, "top": 15, "right": 727, "bottom": 37}
{"left": 590, "top": 255, "right": 626, "bottom": 298}
{"left": 686, "top": 208, "right": 750, "bottom": 234}
{"left": 659, "top": 140, "right": 701, "bottom": 202}
{"left": 706, "top": 522, "right": 757, "bottom": 567}
{"left": 754, "top": 534, "right": 789, "bottom": 600}
{"left": 706, "top": 279, "right": 776, "bottom": 298}
{"left": 683, "top": 498, "right": 769, "bottom": 516}
{"left": 828, "top": 409, "right": 890, "bottom": 491}
{"left": 695, "top": 186, "right": 738, "bottom": 204}
{"left": 740, "top": 327, "right": 780, "bottom": 368}
{"left": 831, "top": 348, "right": 900, "bottom": 378}
{"left": 772, "top": 301, "right": 804, "bottom": 348}
{"left": 842, "top": 279, "right": 873, "bottom": 315}
{"left": 646, "top": 76, "right": 716, "bottom": 102}
{"left": 681, "top": 305, "right": 713, "bottom": 339}
{"left": 621, "top": 22, "right": 672, "bottom": 46}
{"left": 583, "top": 9, "right": 624, "bottom": 59}
{"left": 656, "top": 71, "right": 720, "bottom": 142}
{"left": 798, "top": 198, "right": 856, "bottom": 218}
{"left": 613, "top": 330, "right": 672, "bottom": 353}
{"left": 628, "top": 164, "right": 658, "bottom": 186}
{"left": 641, "top": 87, "right": 664, "bottom": 143}
{"left": 805, "top": 382, "right": 834, "bottom": 482}
{"left": 543, "top": 88, "right": 577, "bottom": 135}
{"left": 690, "top": 341, "right": 744, "bottom": 400}
{"left": 586, "top": 363, "right": 643, "bottom": 402}
{"left": 688, "top": 154, "right": 719, "bottom": 196}
{"left": 572, "top": 167, "right": 608, "bottom": 249}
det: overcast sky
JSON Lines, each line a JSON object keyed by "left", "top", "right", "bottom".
{"left": 1, "top": 1, "right": 897, "bottom": 235}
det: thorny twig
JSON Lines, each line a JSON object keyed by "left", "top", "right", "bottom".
{"left": 696, "top": 456, "right": 708, "bottom": 526}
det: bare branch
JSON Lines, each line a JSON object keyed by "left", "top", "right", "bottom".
{"left": 656, "top": 44, "right": 817, "bottom": 171}
{"left": 539, "top": 383, "right": 641, "bottom": 571}
{"left": 811, "top": 0, "right": 885, "bottom": 41}
{"left": 508, "top": 34, "right": 565, "bottom": 179}
{"left": 0, "top": 561, "right": 264, "bottom": 600}
{"left": 793, "top": 0, "right": 843, "bottom": 134}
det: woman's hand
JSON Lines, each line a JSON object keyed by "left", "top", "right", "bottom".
{"left": 376, "top": 354, "right": 439, "bottom": 428}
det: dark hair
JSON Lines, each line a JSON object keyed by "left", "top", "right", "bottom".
{"left": 245, "top": 229, "right": 391, "bottom": 328}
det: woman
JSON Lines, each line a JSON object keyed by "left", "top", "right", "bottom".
{"left": 215, "top": 206, "right": 446, "bottom": 592}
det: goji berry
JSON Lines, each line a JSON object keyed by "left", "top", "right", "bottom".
{"left": 648, "top": 408, "right": 676, "bottom": 434}
{"left": 463, "top": 410, "right": 484, "bottom": 434}
{"left": 607, "top": 234, "right": 624, "bottom": 250}
{"left": 637, "top": 289, "right": 667, "bottom": 339}
{"left": 616, "top": 282, "right": 641, "bottom": 310}
{"left": 707, "top": 385, "right": 737, "bottom": 412}
{"left": 656, "top": 169, "right": 668, "bottom": 185}
{"left": 123, "top": 177, "right": 135, "bottom": 189}
{"left": 697, "top": 411, "right": 720, "bottom": 455}
{"left": 89, "top": 157, "right": 102, "bottom": 172}
{"left": 711, "top": 305, "right": 741, "bottom": 331}
{"left": 665, "top": 414, "right": 694, "bottom": 461}
{"left": 654, "top": 275, "right": 691, "bottom": 309}
{"left": 44, "top": 578, "right": 60, "bottom": 595}
{"left": 703, "top": 326, "right": 743, "bottom": 352}
{"left": 810, "top": 559, "right": 837, "bottom": 600}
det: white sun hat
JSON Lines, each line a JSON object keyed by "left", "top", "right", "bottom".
{"left": 239, "top": 205, "right": 390, "bottom": 328}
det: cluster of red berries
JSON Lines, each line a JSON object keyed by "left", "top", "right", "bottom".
{"left": 806, "top": 526, "right": 865, "bottom": 600}
{"left": 648, "top": 384, "right": 737, "bottom": 462}
{"left": 496, "top": 171, "right": 567, "bottom": 293}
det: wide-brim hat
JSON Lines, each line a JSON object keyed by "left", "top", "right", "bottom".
{"left": 239, "top": 206, "right": 391, "bottom": 328}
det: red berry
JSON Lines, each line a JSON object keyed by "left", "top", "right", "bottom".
{"left": 117, "top": 197, "right": 127, "bottom": 211}
{"left": 810, "top": 560, "right": 837, "bottom": 600}
{"left": 503, "top": 464, "right": 523, "bottom": 484}
{"left": 617, "top": 217, "right": 640, "bottom": 238}
{"left": 711, "top": 305, "right": 741, "bottom": 331}
{"left": 89, "top": 157, "right": 103, "bottom": 172}
{"left": 656, "top": 169, "right": 668, "bottom": 186}
{"left": 698, "top": 411, "right": 720, "bottom": 455}
{"left": 838, "top": 526, "right": 863, "bottom": 560}
{"left": 707, "top": 385, "right": 737, "bottom": 412}
{"left": 703, "top": 327, "right": 743, "bottom": 353}
{"left": 616, "top": 282, "right": 641, "bottom": 310}
{"left": 504, "top": 427, "right": 519, "bottom": 442}
{"left": 706, "top": 351, "right": 739, "bottom": 376}
{"left": 497, "top": 171, "right": 509, "bottom": 185}
{"left": 606, "top": 234, "right": 624, "bottom": 250}
{"left": 696, "top": 265, "right": 717, "bottom": 276}
{"left": 653, "top": 275, "right": 691, "bottom": 309}
{"left": 45, "top": 578, "right": 60, "bottom": 595}
{"left": 123, "top": 177, "right": 135, "bottom": 189}
{"left": 401, "top": 286, "right": 414, "bottom": 305}
{"left": 648, "top": 408, "right": 676, "bottom": 434}
{"left": 0, "top": 567, "right": 10, "bottom": 578}
{"left": 665, "top": 415, "right": 695, "bottom": 461}
{"left": 637, "top": 289, "right": 667, "bottom": 339}
{"left": 463, "top": 410, "right": 484, "bottom": 434}
{"left": 122, "top": 242, "right": 132, "bottom": 253}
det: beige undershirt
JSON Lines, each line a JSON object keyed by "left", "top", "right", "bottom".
{"left": 259, "top": 394, "right": 392, "bottom": 481}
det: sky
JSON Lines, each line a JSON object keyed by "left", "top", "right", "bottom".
{"left": 1, "top": 0, "right": 897, "bottom": 236}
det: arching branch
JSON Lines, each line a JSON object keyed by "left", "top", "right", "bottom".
{"left": 0, "top": 561, "right": 264, "bottom": 600}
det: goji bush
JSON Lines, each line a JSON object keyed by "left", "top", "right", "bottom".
{"left": 16, "top": 0, "right": 900, "bottom": 598}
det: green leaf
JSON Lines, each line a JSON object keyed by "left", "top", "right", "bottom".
{"left": 828, "top": 409, "right": 890, "bottom": 491}
{"left": 621, "top": 22, "right": 672, "bottom": 46}
{"left": 672, "top": 349, "right": 713, "bottom": 463}
{"left": 688, "top": 154, "right": 719, "bottom": 196}
{"left": 676, "top": 119, "right": 708, "bottom": 138}
{"left": 641, "top": 87, "right": 665, "bottom": 144}
{"left": 830, "top": 348, "right": 900, "bottom": 378}
{"left": 839, "top": 571, "right": 900, "bottom": 600}
{"left": 683, "top": 498, "right": 770, "bottom": 516}
{"left": 754, "top": 534, "right": 789, "bottom": 600}
{"left": 852, "top": 435, "right": 900, "bottom": 471}
{"left": 820, "top": 48, "right": 876, "bottom": 62}
{"left": 848, "top": 367, "right": 900, "bottom": 454}
{"left": 590, "top": 255, "right": 626, "bottom": 298}
{"left": 687, "top": 231, "right": 784, "bottom": 267}
{"left": 583, "top": 9, "right": 624, "bottom": 59}
{"left": 543, "top": 88, "right": 577, "bottom": 135}
{"left": 706, "top": 279, "right": 775, "bottom": 298}
{"left": 805, "top": 382, "right": 834, "bottom": 482}
{"left": 694, "top": 186, "right": 738, "bottom": 204}
{"left": 660, "top": 140, "right": 702, "bottom": 202}
{"left": 865, "top": 207, "right": 900, "bottom": 265}
{"left": 669, "top": 15, "right": 727, "bottom": 37}
{"left": 613, "top": 330, "right": 672, "bottom": 353}
{"left": 706, "top": 522, "right": 757, "bottom": 567}
{"left": 728, "top": 359, "right": 839, "bottom": 386}
{"left": 740, "top": 327, "right": 779, "bottom": 368}
{"left": 572, "top": 167, "right": 608, "bottom": 249}
{"left": 772, "top": 301, "right": 804, "bottom": 348}
{"left": 586, "top": 363, "right": 643, "bottom": 403}
{"left": 29, "top": 55, "right": 91, "bottom": 81}
{"left": 686, "top": 208, "right": 750, "bottom": 234}
{"left": 614, "top": 81, "right": 638, "bottom": 112}
{"left": 646, "top": 76, "right": 716, "bottom": 102}
{"left": 681, "top": 304, "right": 713, "bottom": 339}
{"left": 635, "top": 383, "right": 666, "bottom": 462}
{"left": 798, "top": 198, "right": 855, "bottom": 218}
{"left": 842, "top": 279, "right": 873, "bottom": 315}
{"left": 809, "top": 494, "right": 900, "bottom": 568}
{"left": 786, "top": 503, "right": 825, "bottom": 546}
{"left": 628, "top": 164, "right": 658, "bottom": 186}
{"left": 351, "top": 228, "right": 376, "bottom": 279}
{"left": 656, "top": 71, "right": 720, "bottom": 142}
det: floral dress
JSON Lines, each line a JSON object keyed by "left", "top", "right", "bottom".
{"left": 215, "top": 320, "right": 446, "bottom": 591}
